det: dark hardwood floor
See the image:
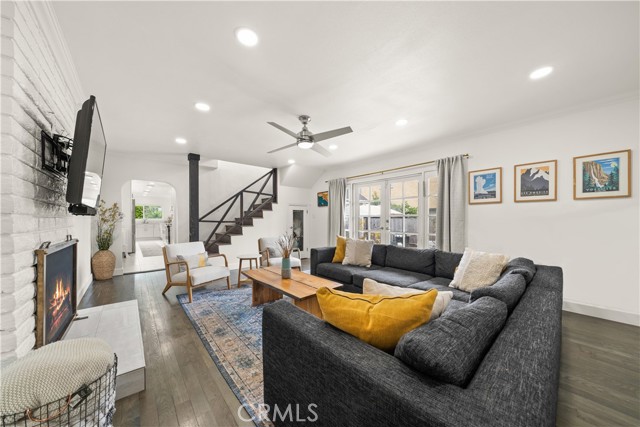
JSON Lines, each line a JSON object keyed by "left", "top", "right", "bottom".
{"left": 80, "top": 266, "right": 640, "bottom": 427}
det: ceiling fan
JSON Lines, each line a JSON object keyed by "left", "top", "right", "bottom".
{"left": 267, "top": 115, "right": 353, "bottom": 157}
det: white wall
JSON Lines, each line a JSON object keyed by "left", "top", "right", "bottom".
{"left": 0, "top": 1, "right": 91, "bottom": 364}
{"left": 309, "top": 97, "right": 640, "bottom": 325}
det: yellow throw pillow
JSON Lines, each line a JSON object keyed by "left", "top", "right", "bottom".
{"left": 316, "top": 287, "right": 437, "bottom": 352}
{"left": 332, "top": 236, "right": 347, "bottom": 263}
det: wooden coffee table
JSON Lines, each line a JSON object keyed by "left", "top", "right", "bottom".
{"left": 243, "top": 266, "right": 342, "bottom": 318}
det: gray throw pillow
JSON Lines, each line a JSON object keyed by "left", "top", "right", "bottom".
{"left": 395, "top": 297, "right": 507, "bottom": 387}
{"left": 385, "top": 246, "right": 436, "bottom": 276}
{"left": 470, "top": 272, "right": 526, "bottom": 313}
{"left": 434, "top": 250, "right": 463, "bottom": 280}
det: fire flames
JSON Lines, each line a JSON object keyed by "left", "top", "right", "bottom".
{"left": 49, "top": 276, "right": 71, "bottom": 324}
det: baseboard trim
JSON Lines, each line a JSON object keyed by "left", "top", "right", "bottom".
{"left": 114, "top": 267, "right": 124, "bottom": 277}
{"left": 77, "top": 274, "right": 93, "bottom": 303}
{"left": 563, "top": 300, "right": 639, "bottom": 326}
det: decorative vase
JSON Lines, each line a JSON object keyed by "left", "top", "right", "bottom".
{"left": 281, "top": 257, "right": 292, "bottom": 279}
{"left": 92, "top": 250, "right": 116, "bottom": 280}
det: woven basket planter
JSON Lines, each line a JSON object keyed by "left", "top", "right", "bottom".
{"left": 92, "top": 250, "right": 116, "bottom": 281}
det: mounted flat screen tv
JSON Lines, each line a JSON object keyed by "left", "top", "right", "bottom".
{"left": 66, "top": 96, "right": 107, "bottom": 216}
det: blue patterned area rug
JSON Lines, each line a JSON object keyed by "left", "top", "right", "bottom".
{"left": 177, "top": 286, "right": 271, "bottom": 426}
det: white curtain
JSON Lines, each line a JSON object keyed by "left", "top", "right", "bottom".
{"left": 327, "top": 178, "right": 346, "bottom": 246}
{"left": 436, "top": 155, "right": 467, "bottom": 252}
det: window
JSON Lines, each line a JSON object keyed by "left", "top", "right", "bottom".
{"left": 357, "top": 182, "right": 383, "bottom": 243}
{"left": 346, "top": 170, "right": 437, "bottom": 248}
{"left": 389, "top": 178, "right": 419, "bottom": 248}
{"left": 135, "top": 205, "right": 163, "bottom": 219}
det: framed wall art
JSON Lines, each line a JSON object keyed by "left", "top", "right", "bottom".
{"left": 573, "top": 149, "right": 631, "bottom": 199}
{"left": 317, "top": 191, "right": 329, "bottom": 207}
{"left": 514, "top": 160, "right": 557, "bottom": 202}
{"left": 468, "top": 167, "right": 502, "bottom": 204}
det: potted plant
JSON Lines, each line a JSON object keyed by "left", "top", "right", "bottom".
{"left": 92, "top": 200, "right": 123, "bottom": 280}
{"left": 277, "top": 230, "right": 296, "bottom": 279}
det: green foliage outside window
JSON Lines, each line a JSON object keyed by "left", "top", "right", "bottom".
{"left": 136, "top": 205, "right": 163, "bottom": 219}
{"left": 390, "top": 201, "right": 418, "bottom": 215}
{"left": 144, "top": 206, "right": 163, "bottom": 219}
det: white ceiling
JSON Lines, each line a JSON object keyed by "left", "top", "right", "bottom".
{"left": 54, "top": 1, "right": 639, "bottom": 169}
{"left": 131, "top": 180, "right": 174, "bottom": 199}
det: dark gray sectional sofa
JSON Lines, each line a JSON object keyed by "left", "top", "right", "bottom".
{"left": 263, "top": 245, "right": 563, "bottom": 427}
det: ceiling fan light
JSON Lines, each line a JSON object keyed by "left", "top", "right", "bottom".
{"left": 297, "top": 141, "right": 314, "bottom": 149}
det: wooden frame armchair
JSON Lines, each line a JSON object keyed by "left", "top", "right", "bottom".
{"left": 162, "top": 242, "right": 231, "bottom": 303}
{"left": 257, "top": 237, "right": 302, "bottom": 270}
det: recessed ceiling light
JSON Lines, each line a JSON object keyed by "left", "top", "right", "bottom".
{"left": 194, "top": 102, "right": 210, "bottom": 112}
{"left": 288, "top": 159, "right": 295, "bottom": 164}
{"left": 395, "top": 119, "right": 408, "bottom": 127}
{"left": 175, "top": 137, "right": 187, "bottom": 144}
{"left": 529, "top": 66, "right": 553, "bottom": 80}
{"left": 235, "top": 27, "right": 259, "bottom": 47}
{"left": 329, "top": 144, "right": 338, "bottom": 150}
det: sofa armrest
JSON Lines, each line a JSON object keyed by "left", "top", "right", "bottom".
{"left": 310, "top": 247, "right": 335, "bottom": 275}
{"left": 263, "top": 301, "right": 479, "bottom": 427}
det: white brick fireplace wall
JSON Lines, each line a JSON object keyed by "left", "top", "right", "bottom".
{"left": 1, "top": 1, "right": 91, "bottom": 365}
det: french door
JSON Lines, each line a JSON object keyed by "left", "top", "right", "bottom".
{"left": 352, "top": 175, "right": 427, "bottom": 248}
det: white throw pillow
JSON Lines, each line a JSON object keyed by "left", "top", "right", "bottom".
{"left": 342, "top": 239, "right": 374, "bottom": 267}
{"left": 449, "top": 248, "right": 510, "bottom": 292}
{"left": 177, "top": 252, "right": 210, "bottom": 272}
{"left": 362, "top": 278, "right": 453, "bottom": 321}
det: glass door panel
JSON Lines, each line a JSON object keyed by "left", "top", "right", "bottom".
{"left": 388, "top": 177, "right": 420, "bottom": 248}
{"left": 356, "top": 181, "right": 385, "bottom": 244}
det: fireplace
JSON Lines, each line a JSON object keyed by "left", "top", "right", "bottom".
{"left": 35, "top": 239, "right": 78, "bottom": 347}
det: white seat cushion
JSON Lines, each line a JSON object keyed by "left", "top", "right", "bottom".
{"left": 267, "top": 257, "right": 301, "bottom": 268}
{"left": 171, "top": 265, "right": 230, "bottom": 286}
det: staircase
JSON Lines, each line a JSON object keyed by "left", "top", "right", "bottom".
{"left": 200, "top": 168, "right": 277, "bottom": 254}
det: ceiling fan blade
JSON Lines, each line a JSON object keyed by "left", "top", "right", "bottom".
{"left": 267, "top": 142, "right": 298, "bottom": 154}
{"left": 312, "top": 126, "right": 353, "bottom": 143}
{"left": 311, "top": 143, "right": 331, "bottom": 157}
{"left": 267, "top": 122, "right": 298, "bottom": 139}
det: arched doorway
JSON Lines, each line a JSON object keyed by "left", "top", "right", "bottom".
{"left": 121, "top": 180, "right": 177, "bottom": 274}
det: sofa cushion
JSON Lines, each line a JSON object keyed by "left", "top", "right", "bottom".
{"left": 352, "top": 267, "right": 432, "bottom": 289}
{"left": 470, "top": 272, "right": 526, "bottom": 313}
{"left": 501, "top": 257, "right": 537, "bottom": 284}
{"left": 317, "top": 287, "right": 438, "bottom": 352}
{"left": 363, "top": 279, "right": 453, "bottom": 321}
{"left": 385, "top": 246, "right": 436, "bottom": 276}
{"left": 316, "top": 263, "right": 382, "bottom": 284}
{"left": 395, "top": 297, "right": 507, "bottom": 387}
{"left": 371, "top": 244, "right": 387, "bottom": 267}
{"left": 435, "top": 250, "right": 463, "bottom": 279}
{"left": 443, "top": 299, "right": 467, "bottom": 314}
{"left": 409, "top": 280, "right": 469, "bottom": 302}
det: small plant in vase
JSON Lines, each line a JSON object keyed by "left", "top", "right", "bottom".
{"left": 277, "top": 230, "right": 297, "bottom": 279}
{"left": 92, "top": 200, "right": 123, "bottom": 280}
